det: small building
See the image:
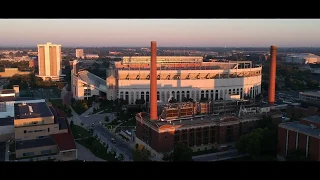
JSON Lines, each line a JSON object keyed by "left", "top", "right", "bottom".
{"left": 278, "top": 116, "right": 320, "bottom": 161}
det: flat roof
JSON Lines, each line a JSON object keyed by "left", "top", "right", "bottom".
{"left": 15, "top": 137, "right": 56, "bottom": 150}
{"left": 14, "top": 102, "right": 53, "bottom": 119}
{"left": 300, "top": 91, "right": 320, "bottom": 97}
{"left": 0, "top": 117, "right": 14, "bottom": 126}
{"left": 0, "top": 89, "right": 15, "bottom": 94}
{"left": 280, "top": 122, "right": 320, "bottom": 139}
{"left": 0, "top": 97, "right": 39, "bottom": 102}
{"left": 50, "top": 107, "right": 76, "bottom": 151}
{"left": 58, "top": 117, "right": 68, "bottom": 130}
{"left": 301, "top": 116, "right": 320, "bottom": 124}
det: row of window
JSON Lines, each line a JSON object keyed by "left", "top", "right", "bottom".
{"left": 24, "top": 128, "right": 50, "bottom": 134}
{"left": 119, "top": 86, "right": 260, "bottom": 103}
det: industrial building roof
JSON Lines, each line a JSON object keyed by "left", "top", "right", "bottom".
{"left": 301, "top": 116, "right": 320, "bottom": 124}
{"left": 14, "top": 102, "right": 53, "bottom": 119}
{"left": 280, "top": 122, "right": 320, "bottom": 139}
{"left": 77, "top": 70, "right": 107, "bottom": 92}
{"left": 0, "top": 89, "right": 15, "bottom": 95}
{"left": 50, "top": 107, "right": 76, "bottom": 151}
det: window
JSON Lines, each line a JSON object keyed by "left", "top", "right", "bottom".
{"left": 189, "top": 129, "right": 194, "bottom": 147}
{"left": 24, "top": 130, "right": 27, "bottom": 133}
{"left": 48, "top": 128, "right": 50, "bottom": 132}
{"left": 210, "top": 127, "right": 215, "bottom": 144}
{"left": 203, "top": 127, "right": 209, "bottom": 145}
{"left": 174, "top": 131, "right": 180, "bottom": 145}
{"left": 196, "top": 128, "right": 202, "bottom": 146}
{"left": 182, "top": 130, "right": 187, "bottom": 145}
{"left": 164, "top": 136, "right": 167, "bottom": 140}
{"left": 23, "top": 152, "right": 34, "bottom": 157}
{"left": 226, "top": 125, "right": 233, "bottom": 142}
{"left": 41, "top": 149, "right": 52, "bottom": 155}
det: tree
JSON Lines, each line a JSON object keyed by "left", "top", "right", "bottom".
{"left": 133, "top": 144, "right": 151, "bottom": 161}
{"left": 236, "top": 128, "right": 267, "bottom": 157}
{"left": 104, "top": 116, "right": 109, "bottom": 122}
{"left": 165, "top": 143, "right": 193, "bottom": 161}
{"left": 118, "top": 153, "right": 124, "bottom": 161}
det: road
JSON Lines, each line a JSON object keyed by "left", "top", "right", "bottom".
{"left": 69, "top": 107, "right": 132, "bottom": 161}
{"left": 94, "top": 125, "right": 134, "bottom": 160}
{"left": 80, "top": 113, "right": 116, "bottom": 126}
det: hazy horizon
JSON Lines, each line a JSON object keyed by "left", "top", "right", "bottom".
{"left": 1, "top": 19, "right": 320, "bottom": 47}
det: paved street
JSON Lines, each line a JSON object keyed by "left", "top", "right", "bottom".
{"left": 76, "top": 142, "right": 105, "bottom": 162}
{"left": 79, "top": 113, "right": 116, "bottom": 126}
{"left": 69, "top": 104, "right": 132, "bottom": 161}
{"left": 94, "top": 125, "right": 134, "bottom": 160}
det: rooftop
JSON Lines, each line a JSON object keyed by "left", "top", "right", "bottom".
{"left": 14, "top": 102, "right": 53, "bottom": 119}
{"left": 0, "top": 89, "right": 15, "bottom": 95}
{"left": 300, "top": 91, "right": 320, "bottom": 97}
{"left": 137, "top": 112, "right": 239, "bottom": 129}
{"left": 0, "top": 117, "right": 14, "bottom": 126}
{"left": 280, "top": 122, "right": 320, "bottom": 139}
{"left": 301, "top": 116, "right": 320, "bottom": 124}
{"left": 15, "top": 137, "right": 56, "bottom": 150}
{"left": 58, "top": 117, "right": 68, "bottom": 130}
{"left": 50, "top": 107, "right": 76, "bottom": 151}
{"left": 0, "top": 97, "right": 38, "bottom": 102}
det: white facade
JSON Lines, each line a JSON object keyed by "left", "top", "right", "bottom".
{"left": 72, "top": 56, "right": 262, "bottom": 104}
{"left": 285, "top": 53, "right": 320, "bottom": 64}
{"left": 115, "top": 71, "right": 262, "bottom": 105}
{"left": 37, "top": 42, "right": 62, "bottom": 81}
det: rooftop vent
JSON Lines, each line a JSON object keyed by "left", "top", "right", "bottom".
{"left": 191, "top": 119, "right": 193, "bottom": 121}
{"left": 201, "top": 117, "right": 203, "bottom": 120}
{"left": 180, "top": 120, "right": 182, "bottom": 123}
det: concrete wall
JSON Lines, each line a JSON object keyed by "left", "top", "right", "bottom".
{"left": 16, "top": 144, "right": 58, "bottom": 159}
{"left": 15, "top": 123, "right": 61, "bottom": 141}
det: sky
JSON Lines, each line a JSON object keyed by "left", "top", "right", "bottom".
{"left": 0, "top": 19, "right": 320, "bottom": 47}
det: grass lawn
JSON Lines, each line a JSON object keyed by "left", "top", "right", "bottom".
{"left": 71, "top": 125, "right": 91, "bottom": 139}
{"left": 121, "top": 120, "right": 136, "bottom": 127}
{"left": 76, "top": 138, "right": 119, "bottom": 161}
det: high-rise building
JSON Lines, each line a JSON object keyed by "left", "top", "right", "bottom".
{"left": 37, "top": 42, "right": 62, "bottom": 81}
{"left": 76, "top": 49, "right": 84, "bottom": 59}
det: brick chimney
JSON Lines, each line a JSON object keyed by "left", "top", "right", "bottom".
{"left": 150, "top": 41, "right": 158, "bottom": 121}
{"left": 268, "top": 45, "right": 277, "bottom": 105}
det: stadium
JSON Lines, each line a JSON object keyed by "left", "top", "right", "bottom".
{"left": 72, "top": 56, "right": 262, "bottom": 104}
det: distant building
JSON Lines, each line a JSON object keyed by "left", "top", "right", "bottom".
{"left": 85, "top": 54, "right": 99, "bottom": 59}
{"left": 29, "top": 58, "right": 38, "bottom": 68}
{"left": 0, "top": 86, "right": 77, "bottom": 161}
{"left": 37, "top": 42, "right": 62, "bottom": 81}
{"left": 76, "top": 49, "right": 84, "bottom": 59}
{"left": 278, "top": 116, "right": 320, "bottom": 161}
{"left": 285, "top": 53, "right": 320, "bottom": 64}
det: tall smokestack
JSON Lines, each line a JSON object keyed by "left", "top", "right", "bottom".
{"left": 150, "top": 41, "right": 158, "bottom": 121}
{"left": 268, "top": 45, "right": 277, "bottom": 105}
